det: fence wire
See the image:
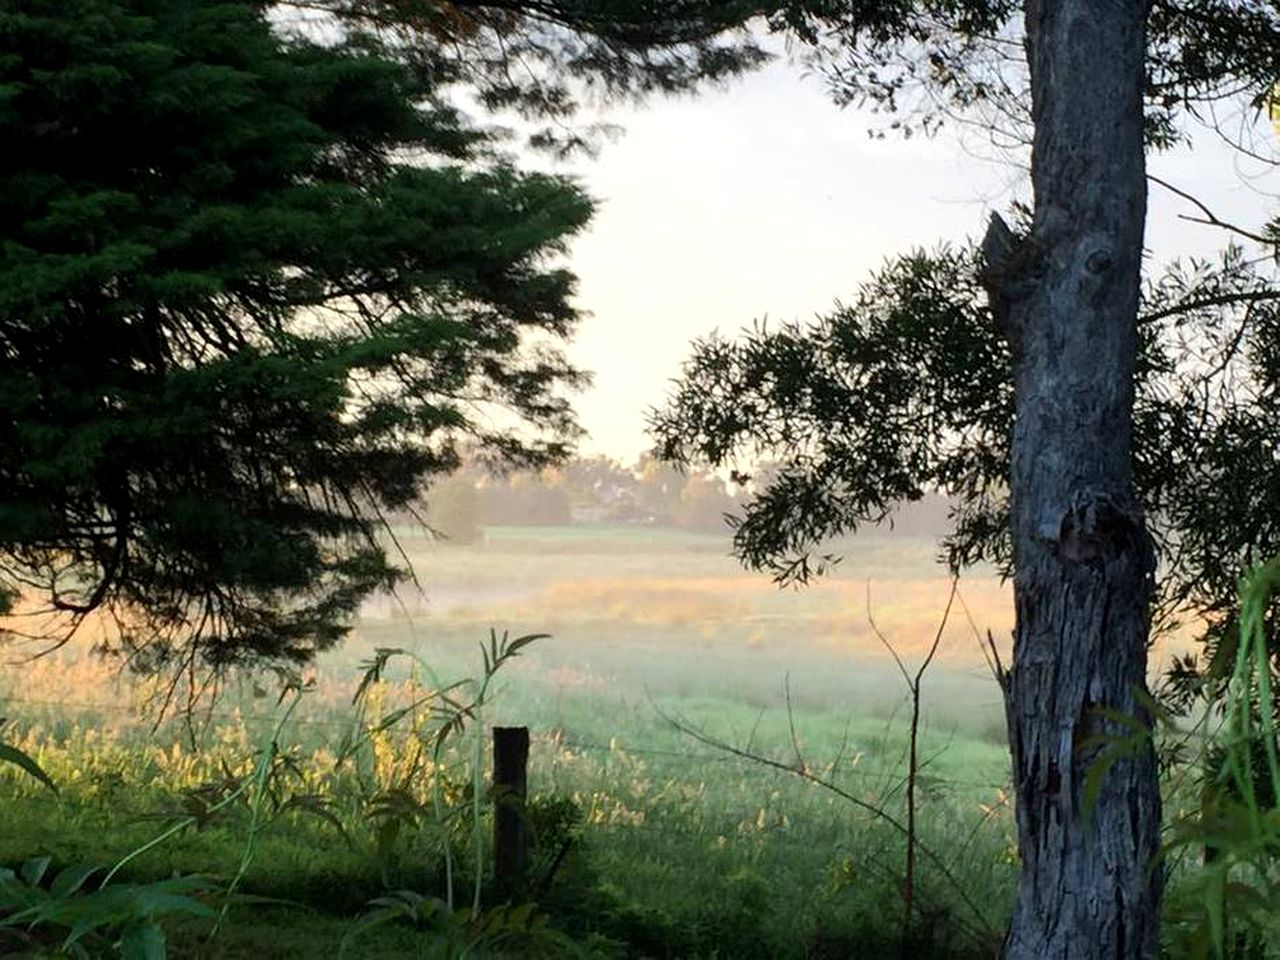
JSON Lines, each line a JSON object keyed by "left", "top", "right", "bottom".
{"left": 0, "top": 691, "right": 1011, "bottom": 793}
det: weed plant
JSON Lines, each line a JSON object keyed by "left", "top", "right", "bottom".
{"left": 1160, "top": 557, "right": 1280, "bottom": 960}
{"left": 0, "top": 529, "right": 1028, "bottom": 957}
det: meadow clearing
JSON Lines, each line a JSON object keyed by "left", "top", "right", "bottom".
{"left": 0, "top": 526, "right": 1218, "bottom": 958}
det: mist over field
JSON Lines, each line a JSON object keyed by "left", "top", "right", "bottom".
{"left": 0, "top": 489, "right": 1214, "bottom": 958}
{"left": 350, "top": 501, "right": 1016, "bottom": 744}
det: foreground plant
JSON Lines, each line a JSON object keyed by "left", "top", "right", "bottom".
{"left": 0, "top": 673, "right": 318, "bottom": 957}
{"left": 340, "top": 630, "right": 544, "bottom": 912}
{"left": 0, "top": 719, "right": 56, "bottom": 794}
{"left": 340, "top": 893, "right": 587, "bottom": 960}
{"left": 1165, "top": 557, "right": 1280, "bottom": 958}
{"left": 0, "top": 856, "right": 215, "bottom": 959}
{"left": 0, "top": 724, "right": 218, "bottom": 958}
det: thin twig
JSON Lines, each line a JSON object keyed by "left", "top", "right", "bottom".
{"left": 956, "top": 587, "right": 1007, "bottom": 687}
{"left": 648, "top": 695, "right": 998, "bottom": 939}
{"left": 866, "top": 580, "right": 912, "bottom": 687}
{"left": 744, "top": 704, "right": 767, "bottom": 755}
{"left": 1139, "top": 289, "right": 1280, "bottom": 327}
{"left": 784, "top": 673, "right": 806, "bottom": 773}
{"left": 1148, "top": 174, "right": 1276, "bottom": 249}
{"left": 901, "top": 578, "right": 958, "bottom": 941}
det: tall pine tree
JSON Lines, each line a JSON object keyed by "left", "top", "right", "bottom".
{"left": 0, "top": 0, "right": 592, "bottom": 671}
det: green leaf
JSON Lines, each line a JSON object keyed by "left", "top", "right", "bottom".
{"left": 503, "top": 633, "right": 548, "bottom": 659}
{"left": 49, "top": 864, "right": 99, "bottom": 899}
{"left": 20, "top": 855, "right": 51, "bottom": 887}
{"left": 119, "top": 920, "right": 165, "bottom": 960}
{"left": 1203, "top": 864, "right": 1227, "bottom": 954}
{"left": 131, "top": 888, "right": 216, "bottom": 919}
{"left": 0, "top": 741, "right": 58, "bottom": 794}
{"left": 506, "top": 900, "right": 535, "bottom": 930}
{"left": 277, "top": 794, "right": 352, "bottom": 846}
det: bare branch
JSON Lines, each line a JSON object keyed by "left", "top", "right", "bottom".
{"left": 866, "top": 580, "right": 912, "bottom": 687}
{"left": 649, "top": 695, "right": 999, "bottom": 939}
{"left": 1148, "top": 174, "right": 1276, "bottom": 249}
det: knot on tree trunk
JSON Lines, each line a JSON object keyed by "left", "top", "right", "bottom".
{"left": 1043, "top": 490, "right": 1151, "bottom": 568}
{"left": 979, "top": 212, "right": 1044, "bottom": 352}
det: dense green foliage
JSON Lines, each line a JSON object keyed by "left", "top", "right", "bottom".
{"left": 651, "top": 239, "right": 1280, "bottom": 693}
{"left": 0, "top": 0, "right": 592, "bottom": 669}
{"left": 642, "top": 0, "right": 1280, "bottom": 706}
{"left": 307, "top": 1, "right": 1279, "bottom": 148}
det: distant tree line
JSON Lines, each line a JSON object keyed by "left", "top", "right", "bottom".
{"left": 416, "top": 455, "right": 736, "bottom": 542}
{"left": 416, "top": 455, "right": 953, "bottom": 544}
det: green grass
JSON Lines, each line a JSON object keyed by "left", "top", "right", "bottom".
{"left": 0, "top": 705, "right": 1016, "bottom": 958}
{"left": 0, "top": 526, "right": 1025, "bottom": 958}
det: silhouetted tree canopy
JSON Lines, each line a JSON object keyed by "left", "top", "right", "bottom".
{"left": 0, "top": 0, "right": 591, "bottom": 671}
{"left": 651, "top": 237, "right": 1280, "bottom": 704}
{"left": 281, "top": 2, "right": 1279, "bottom": 151}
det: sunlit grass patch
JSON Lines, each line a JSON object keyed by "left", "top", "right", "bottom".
{"left": 1, "top": 527, "right": 1027, "bottom": 957}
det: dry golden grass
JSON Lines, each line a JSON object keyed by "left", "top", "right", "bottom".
{"left": 380, "top": 534, "right": 1016, "bottom": 669}
{"left": 0, "top": 648, "right": 137, "bottom": 708}
{"left": 0, "top": 528, "right": 1019, "bottom": 718}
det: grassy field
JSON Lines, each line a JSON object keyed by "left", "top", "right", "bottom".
{"left": 0, "top": 525, "right": 1219, "bottom": 957}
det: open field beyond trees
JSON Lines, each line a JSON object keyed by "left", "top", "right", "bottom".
{"left": 0, "top": 527, "right": 1230, "bottom": 957}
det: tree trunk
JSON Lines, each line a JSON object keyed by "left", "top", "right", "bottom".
{"left": 997, "top": 1, "right": 1163, "bottom": 957}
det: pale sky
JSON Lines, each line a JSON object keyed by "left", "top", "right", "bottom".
{"left": 543, "top": 53, "right": 1279, "bottom": 462}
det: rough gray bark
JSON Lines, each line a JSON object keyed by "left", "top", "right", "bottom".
{"left": 991, "top": 1, "right": 1164, "bottom": 957}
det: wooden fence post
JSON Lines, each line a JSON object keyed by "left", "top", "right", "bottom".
{"left": 493, "top": 725, "right": 529, "bottom": 892}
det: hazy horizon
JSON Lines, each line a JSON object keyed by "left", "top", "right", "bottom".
{"left": 538, "top": 50, "right": 1278, "bottom": 462}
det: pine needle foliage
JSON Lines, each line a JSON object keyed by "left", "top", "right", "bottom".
{"left": 0, "top": 0, "right": 593, "bottom": 670}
